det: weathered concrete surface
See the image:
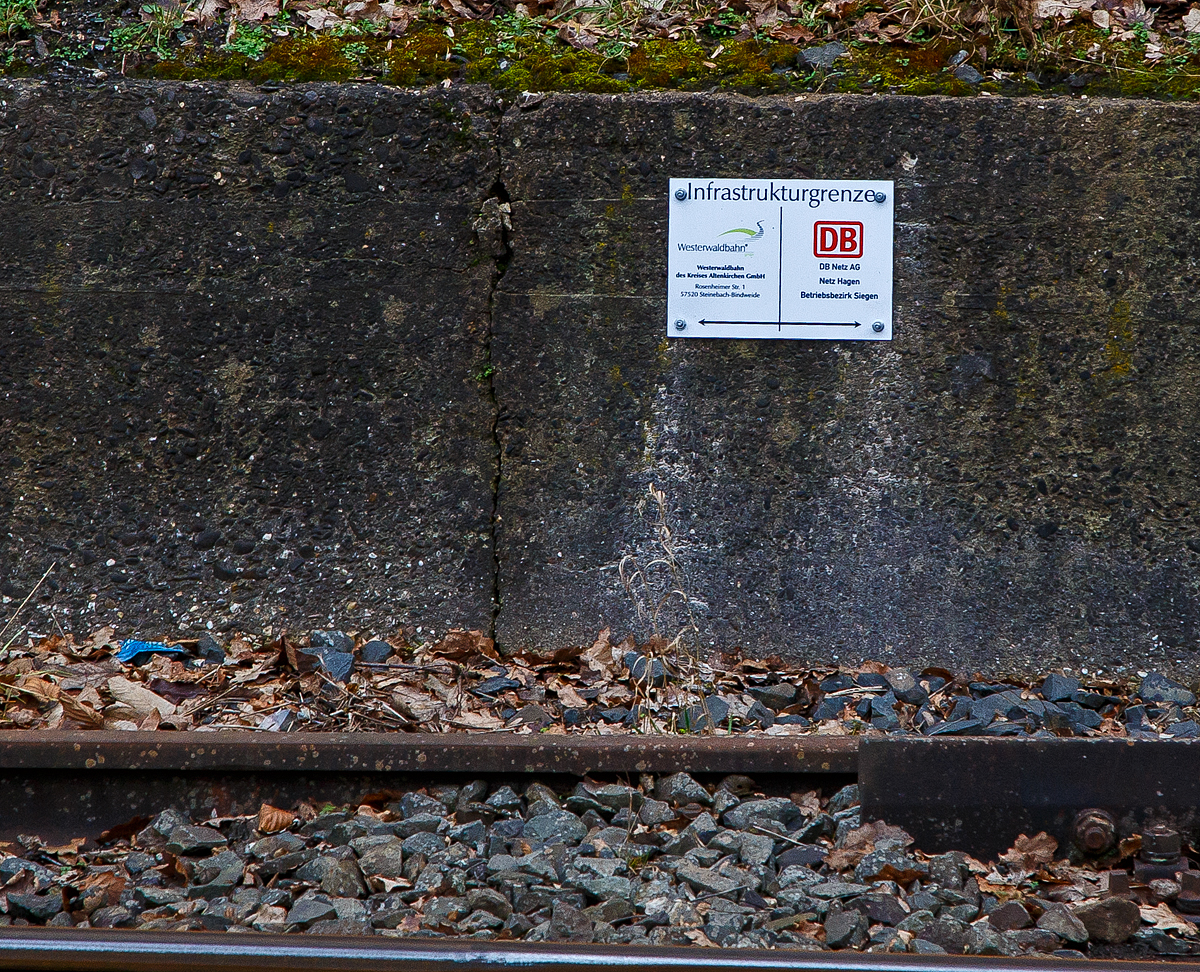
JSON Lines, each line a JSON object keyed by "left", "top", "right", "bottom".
{"left": 0, "top": 80, "right": 500, "bottom": 638}
{"left": 494, "top": 93, "right": 1200, "bottom": 675}
{"left": 6, "top": 82, "right": 1200, "bottom": 676}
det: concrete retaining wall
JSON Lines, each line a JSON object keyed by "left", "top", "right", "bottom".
{"left": 4, "top": 79, "right": 1200, "bottom": 675}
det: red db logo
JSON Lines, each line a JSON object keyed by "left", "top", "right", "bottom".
{"left": 813, "top": 221, "right": 863, "bottom": 258}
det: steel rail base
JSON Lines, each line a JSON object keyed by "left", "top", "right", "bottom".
{"left": 0, "top": 929, "right": 1190, "bottom": 972}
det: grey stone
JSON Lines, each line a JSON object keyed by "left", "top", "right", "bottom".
{"left": 190, "top": 850, "right": 245, "bottom": 899}
{"left": 826, "top": 786, "right": 859, "bottom": 814}
{"left": 722, "top": 797, "right": 801, "bottom": 831}
{"left": 854, "top": 850, "right": 928, "bottom": 884}
{"left": 307, "top": 917, "right": 373, "bottom": 935}
{"left": 165, "top": 824, "right": 228, "bottom": 855}
{"left": 684, "top": 696, "right": 730, "bottom": 731}
{"left": 885, "top": 671, "right": 928, "bottom": 705}
{"left": 295, "top": 856, "right": 367, "bottom": 899}
{"left": 988, "top": 900, "right": 1033, "bottom": 931}
{"left": 574, "top": 876, "right": 634, "bottom": 901}
{"left": 1037, "top": 905, "right": 1088, "bottom": 943}
{"left": 675, "top": 863, "right": 740, "bottom": 896}
{"left": 623, "top": 652, "right": 667, "bottom": 687}
{"left": 467, "top": 887, "right": 512, "bottom": 920}
{"left": 953, "top": 63, "right": 984, "bottom": 84}
{"left": 824, "top": 908, "right": 869, "bottom": 949}
{"left": 910, "top": 939, "right": 948, "bottom": 955}
{"left": 738, "top": 833, "right": 774, "bottom": 866}
{"left": 398, "top": 792, "right": 447, "bottom": 819}
{"left": 965, "top": 924, "right": 1014, "bottom": 956}
{"left": 1040, "top": 674, "right": 1080, "bottom": 701}
{"left": 1073, "top": 896, "right": 1141, "bottom": 943}
{"left": 776, "top": 845, "right": 827, "bottom": 869}
{"left": 90, "top": 905, "right": 136, "bottom": 928}
{"left": 808, "top": 881, "right": 872, "bottom": 899}
{"left": 1138, "top": 673, "right": 1197, "bottom": 706}
{"left": 283, "top": 892, "right": 336, "bottom": 926}
{"left": 744, "top": 699, "right": 775, "bottom": 728}
{"left": 402, "top": 832, "right": 446, "bottom": 858}
{"left": 524, "top": 810, "right": 587, "bottom": 845}
{"left": 638, "top": 799, "right": 675, "bottom": 826}
{"left": 587, "top": 784, "right": 643, "bottom": 811}
{"left": 917, "top": 916, "right": 969, "bottom": 954}
{"left": 356, "top": 839, "right": 404, "bottom": 879}
{"left": 896, "top": 910, "right": 936, "bottom": 933}
{"left": 395, "top": 814, "right": 445, "bottom": 839}
{"left": 797, "top": 41, "right": 847, "bottom": 69}
{"left": 851, "top": 892, "right": 909, "bottom": 926}
{"left": 548, "top": 901, "right": 593, "bottom": 942}
{"left": 7, "top": 892, "right": 63, "bottom": 922}
{"left": 927, "top": 852, "right": 967, "bottom": 891}
{"left": 656, "top": 773, "right": 711, "bottom": 807}
{"left": 748, "top": 683, "right": 796, "bottom": 710}
{"left": 359, "top": 640, "right": 393, "bottom": 663}
{"left": 704, "top": 909, "right": 747, "bottom": 945}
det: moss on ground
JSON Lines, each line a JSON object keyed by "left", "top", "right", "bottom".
{"left": 7, "top": 9, "right": 1200, "bottom": 98}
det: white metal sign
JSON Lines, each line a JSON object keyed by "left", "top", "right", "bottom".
{"left": 667, "top": 178, "right": 894, "bottom": 341}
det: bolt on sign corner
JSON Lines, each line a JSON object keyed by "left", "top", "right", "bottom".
{"left": 667, "top": 178, "right": 894, "bottom": 341}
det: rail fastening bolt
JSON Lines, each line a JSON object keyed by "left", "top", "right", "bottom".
{"left": 1178, "top": 871, "right": 1200, "bottom": 914}
{"left": 1105, "top": 870, "right": 1131, "bottom": 898}
{"left": 1142, "top": 823, "right": 1183, "bottom": 864}
{"left": 1072, "top": 808, "right": 1117, "bottom": 855}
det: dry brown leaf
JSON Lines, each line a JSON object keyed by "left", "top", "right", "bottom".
{"left": 17, "top": 675, "right": 60, "bottom": 703}
{"left": 392, "top": 685, "right": 444, "bottom": 722}
{"left": 89, "top": 626, "right": 117, "bottom": 649}
{"left": 447, "top": 710, "right": 505, "bottom": 730}
{"left": 557, "top": 23, "right": 599, "bottom": 47}
{"left": 79, "top": 869, "right": 126, "bottom": 906}
{"left": 59, "top": 691, "right": 105, "bottom": 729}
{"left": 1142, "top": 903, "right": 1198, "bottom": 936}
{"left": 230, "top": 0, "right": 279, "bottom": 18}
{"left": 429, "top": 628, "right": 498, "bottom": 661}
{"left": 299, "top": 7, "right": 344, "bottom": 26}
{"left": 107, "top": 676, "right": 177, "bottom": 717}
{"left": 768, "top": 21, "right": 815, "bottom": 40}
{"left": 999, "top": 831, "right": 1058, "bottom": 870}
{"left": 257, "top": 804, "right": 297, "bottom": 833}
{"left": 581, "top": 628, "right": 617, "bottom": 679}
{"left": 343, "top": 0, "right": 386, "bottom": 19}
{"left": 184, "top": 0, "right": 228, "bottom": 25}
{"left": 548, "top": 675, "right": 587, "bottom": 708}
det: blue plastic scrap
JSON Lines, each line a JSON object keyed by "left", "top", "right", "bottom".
{"left": 116, "top": 639, "right": 190, "bottom": 665}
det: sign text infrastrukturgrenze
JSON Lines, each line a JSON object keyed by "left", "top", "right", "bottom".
{"left": 678, "top": 181, "right": 887, "bottom": 206}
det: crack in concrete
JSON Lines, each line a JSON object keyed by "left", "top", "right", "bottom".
{"left": 479, "top": 166, "right": 513, "bottom": 642}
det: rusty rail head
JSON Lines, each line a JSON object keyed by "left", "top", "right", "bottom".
{"left": 0, "top": 929, "right": 1191, "bottom": 972}
{"left": 0, "top": 731, "right": 858, "bottom": 775}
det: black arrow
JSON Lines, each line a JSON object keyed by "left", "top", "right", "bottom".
{"left": 698, "top": 319, "right": 864, "bottom": 328}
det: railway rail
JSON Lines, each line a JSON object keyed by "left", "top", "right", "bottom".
{"left": 3, "top": 731, "right": 1200, "bottom": 969}
{"left": 0, "top": 930, "right": 1194, "bottom": 972}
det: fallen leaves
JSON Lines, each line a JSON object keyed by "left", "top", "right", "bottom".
{"left": 999, "top": 831, "right": 1059, "bottom": 876}
{"left": 1142, "top": 902, "right": 1199, "bottom": 936}
{"left": 229, "top": 0, "right": 280, "bottom": 18}
{"left": 256, "top": 804, "right": 297, "bottom": 833}
{"left": 107, "top": 676, "right": 177, "bottom": 719}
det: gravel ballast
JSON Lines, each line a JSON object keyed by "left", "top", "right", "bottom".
{"left": 1, "top": 774, "right": 1195, "bottom": 958}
